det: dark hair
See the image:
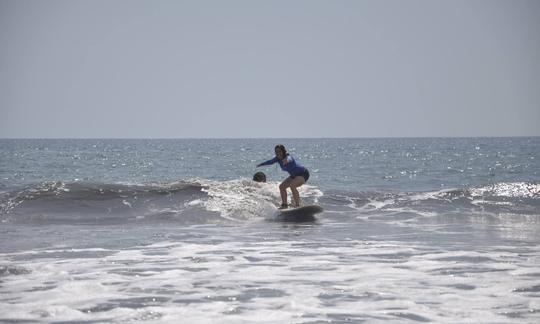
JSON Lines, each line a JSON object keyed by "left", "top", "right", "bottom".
{"left": 253, "top": 171, "right": 266, "bottom": 183}
{"left": 274, "top": 144, "right": 287, "bottom": 157}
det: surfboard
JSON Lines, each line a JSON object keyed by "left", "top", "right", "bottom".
{"left": 276, "top": 205, "right": 323, "bottom": 222}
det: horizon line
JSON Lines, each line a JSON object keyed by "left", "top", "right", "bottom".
{"left": 1, "top": 135, "right": 539, "bottom": 140}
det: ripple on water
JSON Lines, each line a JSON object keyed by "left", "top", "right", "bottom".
{"left": 446, "top": 283, "right": 476, "bottom": 290}
{"left": 79, "top": 296, "right": 170, "bottom": 313}
{"left": 390, "top": 312, "right": 431, "bottom": 322}
{"left": 0, "top": 265, "right": 31, "bottom": 276}
{"left": 513, "top": 284, "right": 540, "bottom": 293}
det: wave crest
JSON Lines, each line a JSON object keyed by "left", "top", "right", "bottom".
{"left": 0, "top": 179, "right": 324, "bottom": 225}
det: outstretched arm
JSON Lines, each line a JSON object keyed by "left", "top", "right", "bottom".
{"left": 257, "top": 157, "right": 278, "bottom": 167}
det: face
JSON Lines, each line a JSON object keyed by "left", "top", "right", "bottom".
{"left": 275, "top": 147, "right": 284, "bottom": 159}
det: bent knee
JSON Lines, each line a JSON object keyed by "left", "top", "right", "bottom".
{"left": 291, "top": 185, "right": 303, "bottom": 192}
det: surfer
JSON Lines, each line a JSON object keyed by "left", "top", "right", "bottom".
{"left": 256, "top": 144, "right": 310, "bottom": 209}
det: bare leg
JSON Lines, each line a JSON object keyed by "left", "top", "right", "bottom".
{"left": 279, "top": 178, "right": 293, "bottom": 206}
{"left": 289, "top": 176, "right": 306, "bottom": 207}
{"left": 290, "top": 187, "right": 300, "bottom": 207}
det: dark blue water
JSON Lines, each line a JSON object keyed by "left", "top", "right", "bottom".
{"left": 1, "top": 137, "right": 538, "bottom": 190}
{"left": 1, "top": 138, "right": 539, "bottom": 323}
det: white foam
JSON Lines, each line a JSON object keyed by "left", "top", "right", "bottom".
{"left": 2, "top": 236, "right": 539, "bottom": 323}
{"left": 470, "top": 182, "right": 540, "bottom": 198}
{"left": 198, "top": 178, "right": 323, "bottom": 221}
{"left": 186, "top": 199, "right": 204, "bottom": 207}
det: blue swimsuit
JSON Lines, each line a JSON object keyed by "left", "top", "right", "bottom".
{"left": 257, "top": 155, "right": 310, "bottom": 181}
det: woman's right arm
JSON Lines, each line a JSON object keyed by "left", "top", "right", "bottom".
{"left": 257, "top": 157, "right": 278, "bottom": 167}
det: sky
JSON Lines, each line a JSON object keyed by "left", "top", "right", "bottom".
{"left": 1, "top": 0, "right": 539, "bottom": 138}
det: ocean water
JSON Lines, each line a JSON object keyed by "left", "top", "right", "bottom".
{"left": 1, "top": 138, "right": 539, "bottom": 323}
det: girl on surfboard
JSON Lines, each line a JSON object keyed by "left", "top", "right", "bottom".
{"left": 256, "top": 144, "right": 310, "bottom": 209}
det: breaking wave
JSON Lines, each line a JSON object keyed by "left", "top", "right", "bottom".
{"left": 1, "top": 180, "right": 538, "bottom": 226}
{"left": 320, "top": 181, "right": 540, "bottom": 222}
{"left": 0, "top": 179, "right": 323, "bottom": 225}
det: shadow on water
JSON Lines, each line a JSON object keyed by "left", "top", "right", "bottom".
{"left": 273, "top": 213, "right": 317, "bottom": 223}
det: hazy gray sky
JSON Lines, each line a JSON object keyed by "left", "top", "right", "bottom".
{"left": 1, "top": 0, "right": 539, "bottom": 138}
